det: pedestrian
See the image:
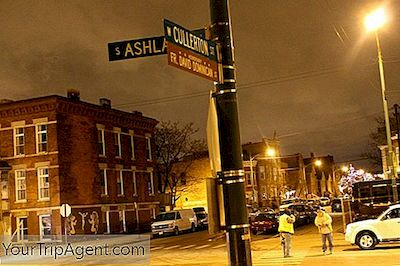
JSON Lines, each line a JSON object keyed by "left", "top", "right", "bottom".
{"left": 278, "top": 208, "right": 296, "bottom": 258}
{"left": 314, "top": 207, "right": 333, "bottom": 255}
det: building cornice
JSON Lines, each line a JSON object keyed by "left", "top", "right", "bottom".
{"left": 0, "top": 95, "right": 158, "bottom": 131}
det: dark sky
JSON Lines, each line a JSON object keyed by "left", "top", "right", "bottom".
{"left": 1, "top": 0, "right": 400, "bottom": 170}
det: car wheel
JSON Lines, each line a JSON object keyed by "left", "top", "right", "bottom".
{"left": 252, "top": 230, "right": 258, "bottom": 235}
{"left": 191, "top": 223, "right": 196, "bottom": 232}
{"left": 174, "top": 227, "right": 179, "bottom": 236}
{"left": 356, "top": 231, "right": 377, "bottom": 250}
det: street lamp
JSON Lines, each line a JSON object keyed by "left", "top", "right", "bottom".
{"left": 248, "top": 148, "right": 277, "bottom": 205}
{"left": 364, "top": 7, "right": 398, "bottom": 203}
{"left": 302, "top": 159, "right": 322, "bottom": 196}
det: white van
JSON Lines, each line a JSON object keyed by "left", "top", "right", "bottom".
{"left": 151, "top": 209, "right": 196, "bottom": 236}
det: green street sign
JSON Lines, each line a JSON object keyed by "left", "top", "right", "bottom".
{"left": 108, "top": 36, "right": 166, "bottom": 61}
{"left": 164, "top": 19, "right": 217, "bottom": 62}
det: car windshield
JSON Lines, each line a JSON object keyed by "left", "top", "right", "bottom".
{"left": 282, "top": 199, "right": 294, "bottom": 205}
{"left": 155, "top": 212, "right": 175, "bottom": 221}
{"left": 255, "top": 213, "right": 275, "bottom": 221}
{"left": 196, "top": 213, "right": 206, "bottom": 219}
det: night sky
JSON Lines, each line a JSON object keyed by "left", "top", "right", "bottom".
{"left": 1, "top": 0, "right": 400, "bottom": 170}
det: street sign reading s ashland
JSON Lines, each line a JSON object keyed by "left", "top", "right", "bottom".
{"left": 164, "top": 19, "right": 217, "bottom": 62}
{"left": 108, "top": 36, "right": 166, "bottom": 61}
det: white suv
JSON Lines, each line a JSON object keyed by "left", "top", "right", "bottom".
{"left": 345, "top": 204, "right": 400, "bottom": 249}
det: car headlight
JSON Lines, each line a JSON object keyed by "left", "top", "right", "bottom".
{"left": 168, "top": 223, "right": 174, "bottom": 228}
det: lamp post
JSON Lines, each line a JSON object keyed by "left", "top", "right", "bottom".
{"left": 302, "top": 159, "right": 322, "bottom": 196}
{"left": 248, "top": 148, "right": 275, "bottom": 206}
{"left": 365, "top": 7, "right": 398, "bottom": 203}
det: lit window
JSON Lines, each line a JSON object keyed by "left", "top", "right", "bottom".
{"left": 98, "top": 128, "right": 105, "bottom": 156}
{"left": 259, "top": 166, "right": 265, "bottom": 179}
{"left": 38, "top": 167, "right": 49, "bottom": 200}
{"left": 117, "top": 170, "right": 124, "bottom": 195}
{"left": 16, "top": 217, "right": 28, "bottom": 241}
{"left": 145, "top": 172, "right": 154, "bottom": 195}
{"left": 15, "top": 170, "right": 26, "bottom": 201}
{"left": 14, "top": 127, "right": 25, "bottom": 156}
{"left": 145, "top": 136, "right": 152, "bottom": 161}
{"left": 100, "top": 169, "right": 108, "bottom": 196}
{"left": 130, "top": 134, "right": 135, "bottom": 160}
{"left": 133, "top": 171, "right": 137, "bottom": 196}
{"left": 36, "top": 124, "right": 48, "bottom": 153}
{"left": 39, "top": 215, "right": 51, "bottom": 240}
{"left": 114, "top": 132, "right": 121, "bottom": 158}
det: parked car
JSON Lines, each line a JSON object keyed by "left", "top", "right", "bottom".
{"left": 287, "top": 203, "right": 313, "bottom": 225}
{"left": 320, "top": 197, "right": 331, "bottom": 206}
{"left": 193, "top": 207, "right": 208, "bottom": 230}
{"left": 151, "top": 209, "right": 196, "bottom": 237}
{"left": 345, "top": 204, "right": 400, "bottom": 249}
{"left": 279, "top": 198, "right": 298, "bottom": 211}
{"left": 306, "top": 198, "right": 321, "bottom": 208}
{"left": 250, "top": 212, "right": 278, "bottom": 235}
{"left": 331, "top": 198, "right": 342, "bottom": 212}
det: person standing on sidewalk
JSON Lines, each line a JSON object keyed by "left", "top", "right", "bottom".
{"left": 314, "top": 207, "right": 333, "bottom": 255}
{"left": 278, "top": 208, "right": 296, "bottom": 258}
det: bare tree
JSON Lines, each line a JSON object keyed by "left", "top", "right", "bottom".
{"left": 154, "top": 121, "right": 207, "bottom": 207}
{"left": 363, "top": 115, "right": 398, "bottom": 173}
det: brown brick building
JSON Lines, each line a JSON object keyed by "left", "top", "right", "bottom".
{"left": 0, "top": 91, "right": 159, "bottom": 240}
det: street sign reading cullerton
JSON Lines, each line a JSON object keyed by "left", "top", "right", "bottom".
{"left": 164, "top": 19, "right": 217, "bottom": 62}
{"left": 164, "top": 19, "right": 219, "bottom": 82}
{"left": 108, "top": 36, "right": 166, "bottom": 61}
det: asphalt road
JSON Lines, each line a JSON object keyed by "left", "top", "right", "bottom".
{"left": 1, "top": 215, "right": 399, "bottom": 265}
{"left": 149, "top": 215, "right": 400, "bottom": 266}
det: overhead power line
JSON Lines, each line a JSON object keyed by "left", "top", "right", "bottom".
{"left": 114, "top": 62, "right": 376, "bottom": 108}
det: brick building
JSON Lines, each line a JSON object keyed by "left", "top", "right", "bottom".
{"left": 0, "top": 91, "right": 159, "bottom": 240}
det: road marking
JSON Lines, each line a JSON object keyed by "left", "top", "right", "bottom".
{"left": 212, "top": 244, "right": 226, "bottom": 249}
{"left": 194, "top": 244, "right": 211, "bottom": 249}
{"left": 150, "top": 246, "right": 164, "bottom": 251}
{"left": 179, "top": 244, "right": 196, "bottom": 250}
{"left": 163, "top": 245, "right": 180, "bottom": 250}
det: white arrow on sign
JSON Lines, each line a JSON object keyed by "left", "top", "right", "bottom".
{"left": 60, "top": 203, "right": 71, "bottom": 217}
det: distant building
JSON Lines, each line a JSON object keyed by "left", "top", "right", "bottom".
{"left": 0, "top": 91, "right": 159, "bottom": 239}
{"left": 242, "top": 138, "right": 288, "bottom": 208}
{"left": 304, "top": 153, "right": 336, "bottom": 197}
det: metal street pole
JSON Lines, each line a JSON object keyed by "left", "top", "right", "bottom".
{"left": 249, "top": 153, "right": 258, "bottom": 206}
{"left": 394, "top": 104, "right": 400, "bottom": 169}
{"left": 209, "top": 0, "right": 252, "bottom": 265}
{"left": 375, "top": 31, "right": 398, "bottom": 203}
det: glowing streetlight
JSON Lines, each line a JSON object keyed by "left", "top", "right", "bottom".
{"left": 364, "top": 7, "right": 398, "bottom": 203}
{"left": 364, "top": 7, "right": 387, "bottom": 31}
{"left": 266, "top": 148, "right": 276, "bottom": 157}
{"left": 315, "top": 159, "right": 322, "bottom": 167}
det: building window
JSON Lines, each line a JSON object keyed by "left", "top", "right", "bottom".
{"left": 114, "top": 132, "right": 121, "bottom": 158}
{"left": 145, "top": 136, "right": 152, "bottom": 161}
{"left": 16, "top": 217, "right": 28, "bottom": 241}
{"left": 117, "top": 170, "right": 124, "bottom": 196}
{"left": 245, "top": 172, "right": 252, "bottom": 186}
{"left": 133, "top": 171, "right": 137, "bottom": 196}
{"left": 36, "top": 124, "right": 48, "bottom": 153}
{"left": 39, "top": 215, "right": 51, "bottom": 240}
{"left": 259, "top": 166, "right": 265, "bottom": 179}
{"left": 100, "top": 169, "right": 108, "bottom": 196}
{"left": 105, "top": 211, "right": 110, "bottom": 234}
{"left": 130, "top": 134, "right": 135, "bottom": 160}
{"left": 38, "top": 167, "right": 49, "bottom": 200}
{"left": 119, "top": 210, "right": 126, "bottom": 233}
{"left": 14, "top": 127, "right": 25, "bottom": 156}
{"left": 15, "top": 170, "right": 26, "bottom": 202}
{"left": 98, "top": 128, "right": 105, "bottom": 156}
{"left": 145, "top": 172, "right": 154, "bottom": 195}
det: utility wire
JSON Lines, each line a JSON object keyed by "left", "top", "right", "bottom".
{"left": 115, "top": 62, "right": 375, "bottom": 108}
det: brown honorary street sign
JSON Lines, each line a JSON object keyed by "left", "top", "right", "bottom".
{"left": 167, "top": 42, "right": 219, "bottom": 82}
